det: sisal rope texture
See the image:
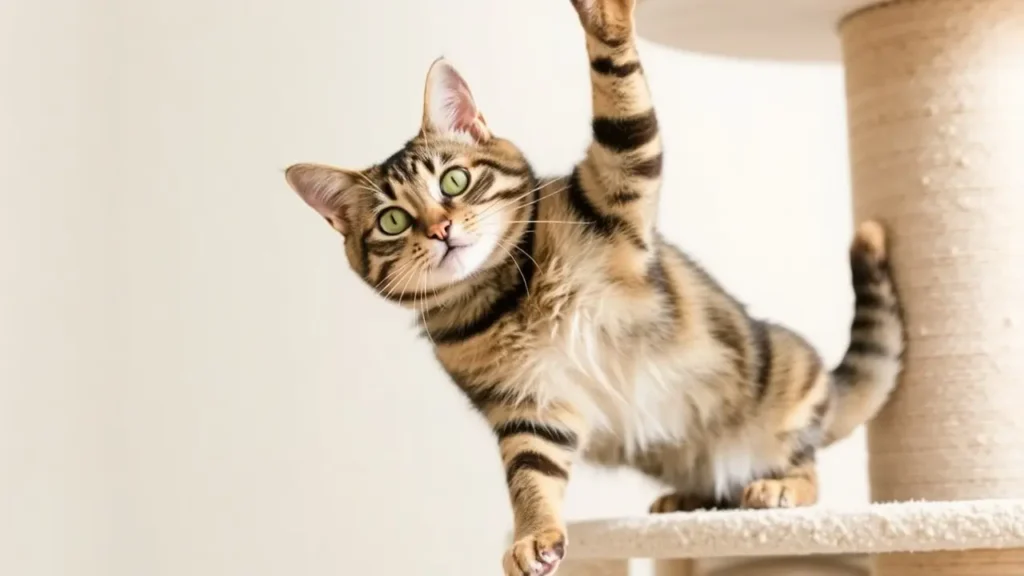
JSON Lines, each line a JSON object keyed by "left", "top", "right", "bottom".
{"left": 845, "top": 0, "right": 1024, "bottom": 573}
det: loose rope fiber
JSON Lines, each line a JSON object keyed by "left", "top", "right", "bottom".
{"left": 842, "top": 0, "right": 1024, "bottom": 572}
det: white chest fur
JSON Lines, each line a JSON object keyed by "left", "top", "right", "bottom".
{"left": 512, "top": 283, "right": 774, "bottom": 498}
{"left": 529, "top": 286, "right": 722, "bottom": 451}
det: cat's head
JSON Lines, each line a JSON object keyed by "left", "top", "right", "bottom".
{"left": 285, "top": 58, "right": 534, "bottom": 306}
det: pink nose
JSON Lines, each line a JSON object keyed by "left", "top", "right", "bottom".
{"left": 427, "top": 219, "right": 452, "bottom": 241}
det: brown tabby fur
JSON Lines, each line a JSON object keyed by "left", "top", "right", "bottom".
{"left": 283, "top": 1, "right": 905, "bottom": 574}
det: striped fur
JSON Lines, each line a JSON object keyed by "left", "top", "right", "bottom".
{"left": 283, "top": 2, "right": 905, "bottom": 574}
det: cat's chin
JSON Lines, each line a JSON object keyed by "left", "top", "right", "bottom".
{"left": 430, "top": 244, "right": 485, "bottom": 285}
{"left": 427, "top": 234, "right": 500, "bottom": 287}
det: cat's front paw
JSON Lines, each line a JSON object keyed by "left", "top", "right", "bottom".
{"left": 741, "top": 478, "right": 816, "bottom": 509}
{"left": 503, "top": 528, "right": 567, "bottom": 576}
{"left": 569, "top": 0, "right": 636, "bottom": 45}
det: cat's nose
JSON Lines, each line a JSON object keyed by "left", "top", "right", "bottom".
{"left": 427, "top": 219, "right": 452, "bottom": 241}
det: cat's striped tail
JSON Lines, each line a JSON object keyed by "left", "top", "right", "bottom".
{"left": 824, "top": 221, "right": 906, "bottom": 446}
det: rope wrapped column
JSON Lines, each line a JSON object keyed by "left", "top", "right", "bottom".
{"left": 841, "top": 0, "right": 1024, "bottom": 573}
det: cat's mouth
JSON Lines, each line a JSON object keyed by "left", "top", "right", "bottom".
{"left": 438, "top": 242, "right": 472, "bottom": 266}
{"left": 430, "top": 232, "right": 494, "bottom": 283}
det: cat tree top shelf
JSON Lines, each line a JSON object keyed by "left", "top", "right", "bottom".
{"left": 565, "top": 499, "right": 1024, "bottom": 560}
{"left": 635, "top": 0, "right": 880, "bottom": 61}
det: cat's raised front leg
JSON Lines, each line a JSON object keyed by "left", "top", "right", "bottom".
{"left": 567, "top": 0, "right": 663, "bottom": 250}
{"left": 489, "top": 401, "right": 588, "bottom": 576}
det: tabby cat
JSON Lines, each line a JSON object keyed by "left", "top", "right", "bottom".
{"left": 283, "top": 0, "right": 905, "bottom": 574}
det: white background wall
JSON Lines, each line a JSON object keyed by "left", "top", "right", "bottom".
{"left": 2, "top": 1, "right": 864, "bottom": 575}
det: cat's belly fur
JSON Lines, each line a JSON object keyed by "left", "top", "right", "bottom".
{"left": 517, "top": 283, "right": 775, "bottom": 501}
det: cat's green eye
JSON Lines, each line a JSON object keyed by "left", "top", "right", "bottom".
{"left": 440, "top": 167, "right": 471, "bottom": 197}
{"left": 378, "top": 207, "right": 412, "bottom": 235}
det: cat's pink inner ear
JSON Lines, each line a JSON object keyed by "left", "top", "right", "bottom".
{"left": 284, "top": 163, "right": 357, "bottom": 235}
{"left": 422, "top": 58, "right": 491, "bottom": 142}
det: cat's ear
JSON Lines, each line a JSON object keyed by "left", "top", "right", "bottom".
{"left": 420, "top": 57, "right": 491, "bottom": 143}
{"left": 284, "top": 163, "right": 363, "bottom": 235}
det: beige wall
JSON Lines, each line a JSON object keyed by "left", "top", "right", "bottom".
{"left": 2, "top": 1, "right": 865, "bottom": 575}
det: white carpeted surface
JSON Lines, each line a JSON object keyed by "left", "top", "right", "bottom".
{"left": 565, "top": 499, "right": 1024, "bottom": 560}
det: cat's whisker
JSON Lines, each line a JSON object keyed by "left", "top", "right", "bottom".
{"left": 353, "top": 185, "right": 383, "bottom": 197}
{"left": 494, "top": 179, "right": 549, "bottom": 206}
{"left": 381, "top": 266, "right": 416, "bottom": 301}
{"left": 375, "top": 267, "right": 402, "bottom": 295}
{"left": 492, "top": 238, "right": 530, "bottom": 299}
{"left": 473, "top": 180, "right": 555, "bottom": 222}
{"left": 499, "top": 184, "right": 570, "bottom": 216}
{"left": 353, "top": 171, "right": 386, "bottom": 198}
{"left": 506, "top": 220, "right": 592, "bottom": 225}
{"left": 426, "top": 266, "right": 448, "bottom": 311}
{"left": 394, "top": 259, "right": 425, "bottom": 304}
{"left": 378, "top": 258, "right": 418, "bottom": 296}
{"left": 384, "top": 258, "right": 423, "bottom": 301}
{"left": 475, "top": 183, "right": 569, "bottom": 225}
{"left": 419, "top": 274, "right": 437, "bottom": 346}
{"left": 377, "top": 260, "right": 411, "bottom": 295}
{"left": 501, "top": 238, "right": 540, "bottom": 271}
{"left": 474, "top": 188, "right": 542, "bottom": 222}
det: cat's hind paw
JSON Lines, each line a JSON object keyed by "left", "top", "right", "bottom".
{"left": 649, "top": 492, "right": 725, "bottom": 514}
{"left": 741, "top": 477, "right": 817, "bottom": 509}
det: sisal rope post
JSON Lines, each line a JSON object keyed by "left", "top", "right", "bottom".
{"left": 841, "top": 0, "right": 1024, "bottom": 573}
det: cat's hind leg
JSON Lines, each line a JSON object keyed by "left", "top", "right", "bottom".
{"left": 649, "top": 464, "right": 818, "bottom": 513}
{"left": 649, "top": 492, "right": 735, "bottom": 514}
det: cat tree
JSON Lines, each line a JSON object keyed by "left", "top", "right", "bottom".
{"left": 561, "top": 0, "right": 1024, "bottom": 575}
